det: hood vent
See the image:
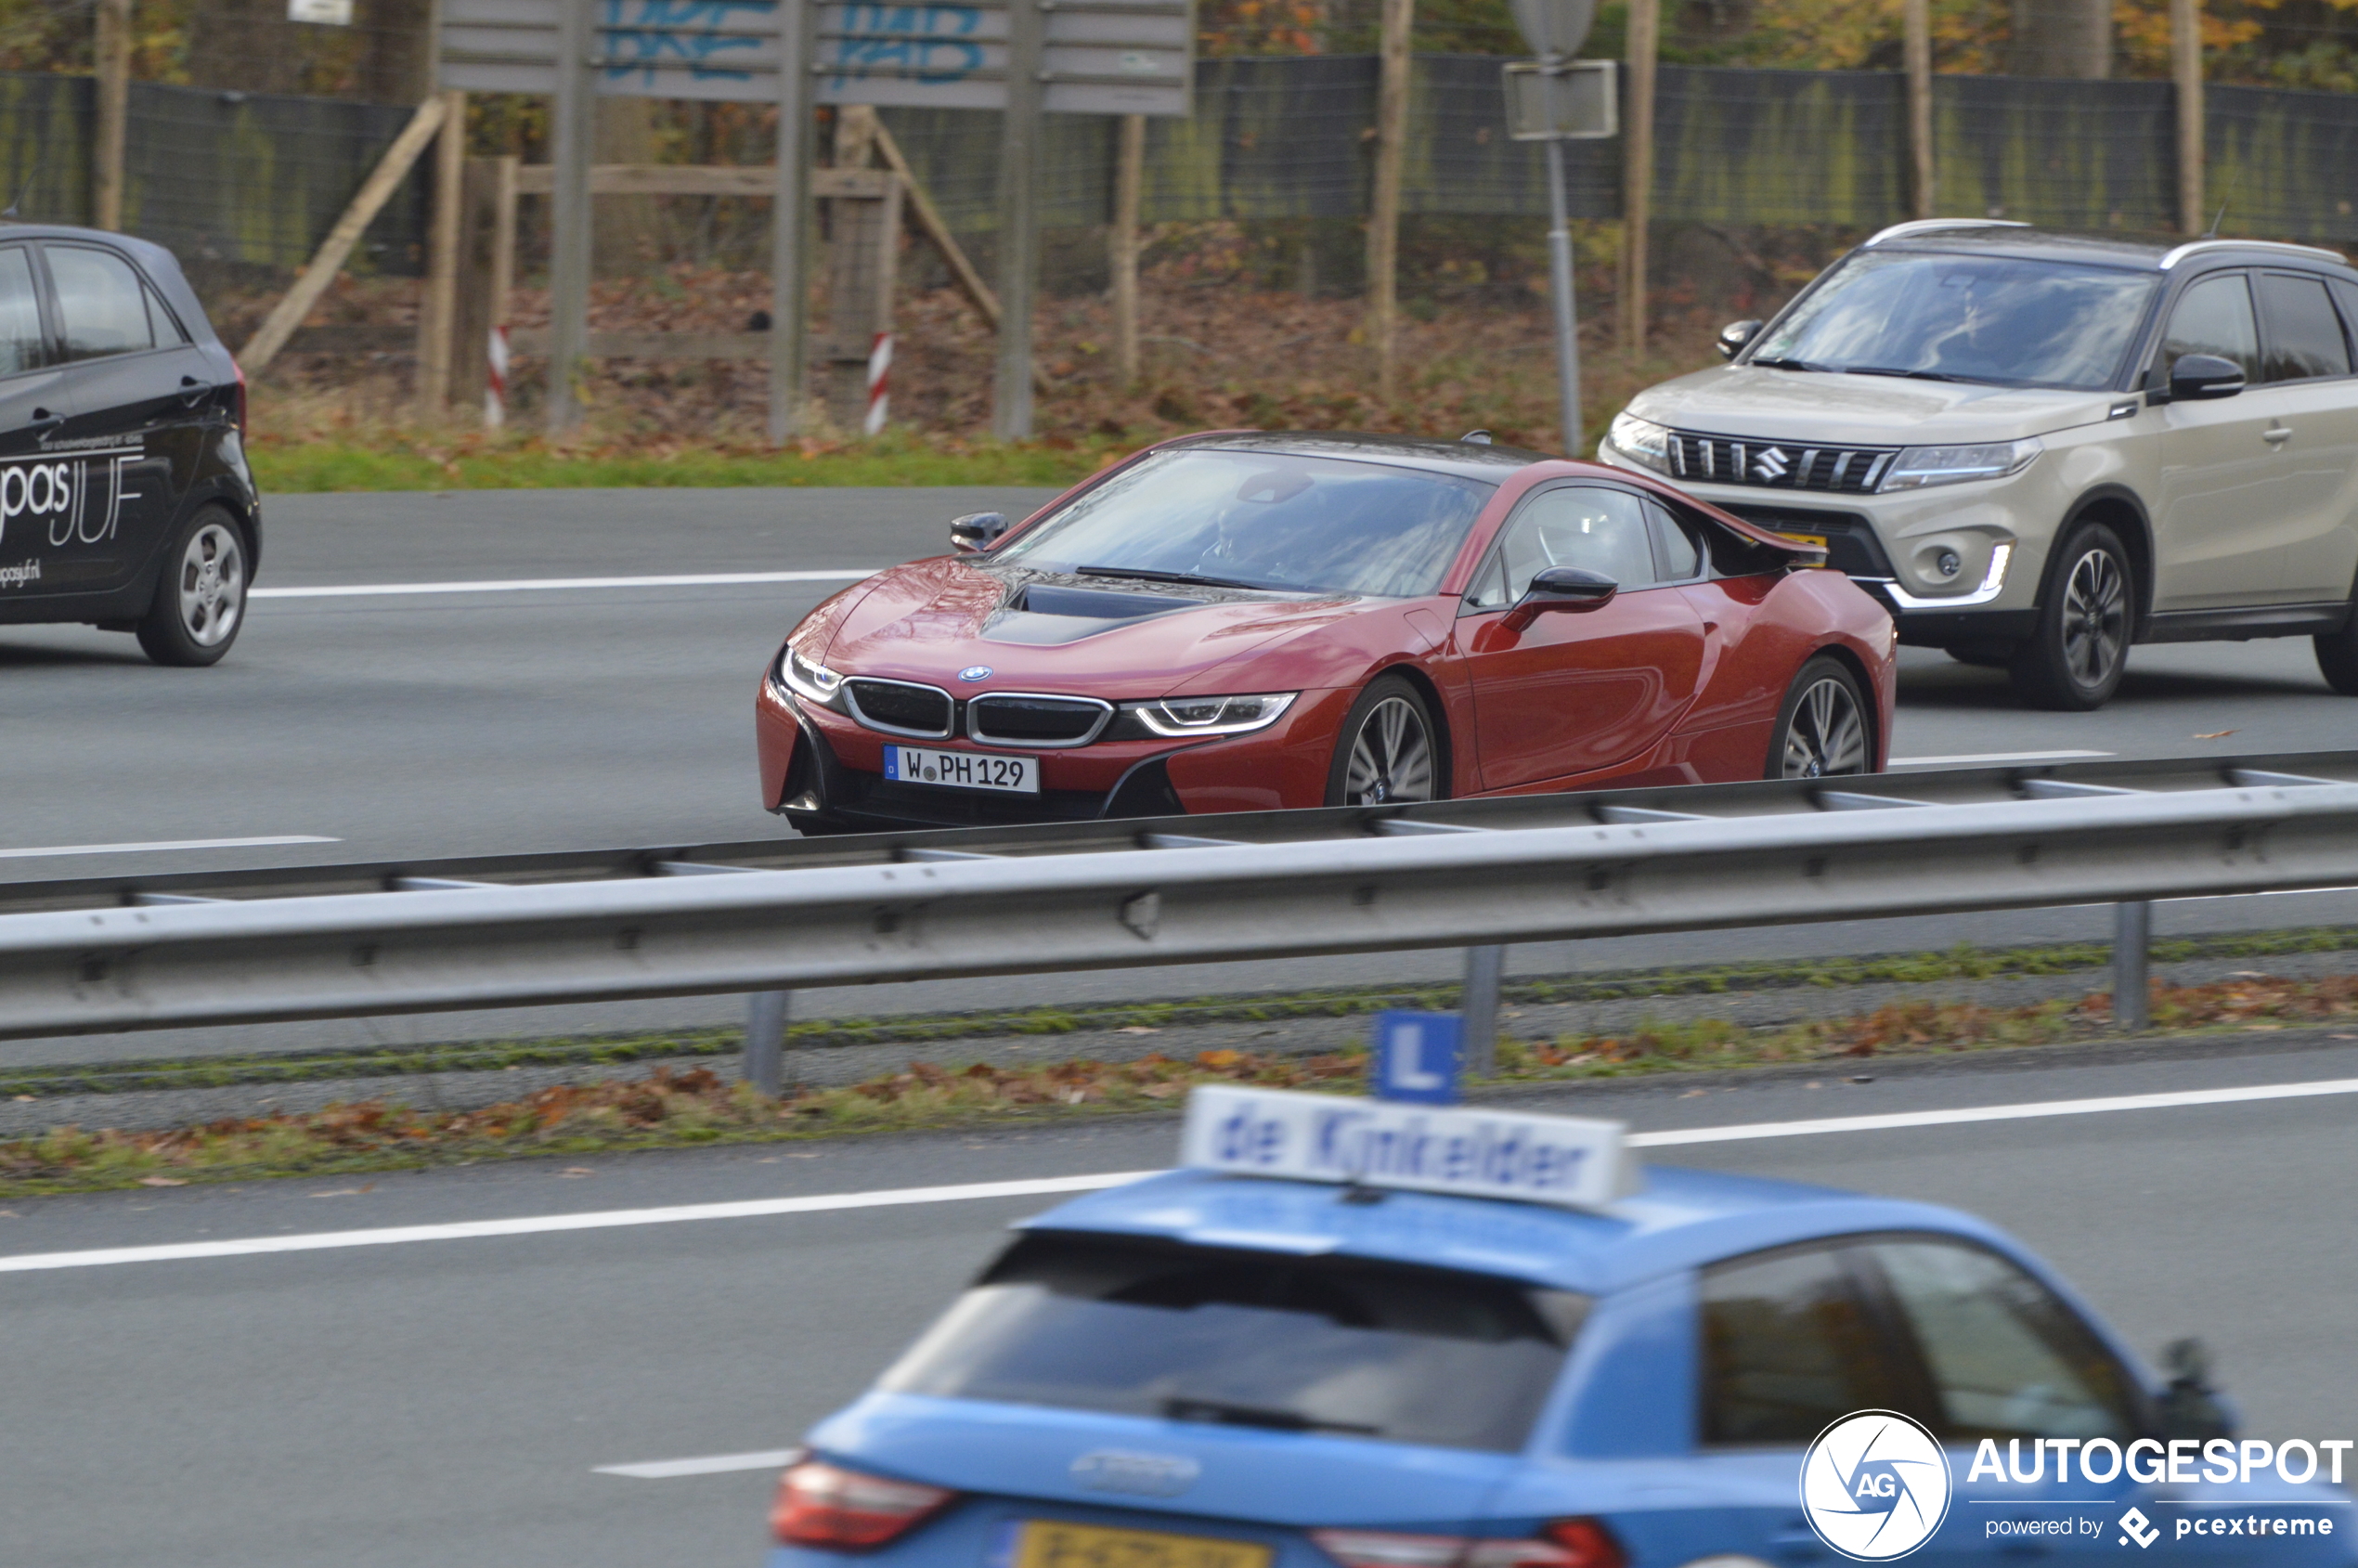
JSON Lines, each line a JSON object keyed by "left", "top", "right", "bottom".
{"left": 981, "top": 581, "right": 1207, "bottom": 646}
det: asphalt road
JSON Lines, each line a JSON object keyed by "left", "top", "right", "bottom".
{"left": 4, "top": 1036, "right": 2353, "bottom": 1568}
{"left": 4, "top": 485, "right": 2358, "bottom": 1067}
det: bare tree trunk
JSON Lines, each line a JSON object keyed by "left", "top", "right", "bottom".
{"left": 594, "top": 97, "right": 662, "bottom": 277}
{"left": 1366, "top": 0, "right": 1413, "bottom": 401}
{"left": 2011, "top": 0, "right": 2111, "bottom": 78}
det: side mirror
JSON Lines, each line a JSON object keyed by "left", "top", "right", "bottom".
{"left": 2168, "top": 353, "right": 2246, "bottom": 402}
{"left": 950, "top": 511, "right": 1008, "bottom": 553}
{"left": 2156, "top": 1337, "right": 2235, "bottom": 1441}
{"left": 1717, "top": 319, "right": 1764, "bottom": 360}
{"left": 1510, "top": 566, "right": 1617, "bottom": 621}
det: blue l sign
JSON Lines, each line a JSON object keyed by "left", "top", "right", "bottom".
{"left": 1371, "top": 1010, "right": 1463, "bottom": 1105}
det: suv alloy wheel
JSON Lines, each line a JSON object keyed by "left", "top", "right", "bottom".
{"left": 2011, "top": 523, "right": 2133, "bottom": 711}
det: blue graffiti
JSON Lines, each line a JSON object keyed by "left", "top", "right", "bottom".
{"left": 827, "top": 4, "right": 984, "bottom": 87}
{"left": 600, "top": 0, "right": 777, "bottom": 85}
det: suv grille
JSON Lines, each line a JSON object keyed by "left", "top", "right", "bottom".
{"left": 1669, "top": 431, "right": 1898, "bottom": 494}
{"left": 967, "top": 693, "right": 1113, "bottom": 747}
{"left": 844, "top": 679, "right": 953, "bottom": 737}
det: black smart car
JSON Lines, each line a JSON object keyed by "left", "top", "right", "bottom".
{"left": 0, "top": 224, "right": 257, "bottom": 665}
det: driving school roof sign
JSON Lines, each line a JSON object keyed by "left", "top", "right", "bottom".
{"left": 441, "top": 0, "right": 1196, "bottom": 116}
{"left": 1181, "top": 1085, "right": 1637, "bottom": 1211}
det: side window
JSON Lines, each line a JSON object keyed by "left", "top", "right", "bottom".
{"left": 1700, "top": 1245, "right": 1909, "bottom": 1445}
{"left": 46, "top": 245, "right": 156, "bottom": 361}
{"left": 145, "top": 286, "right": 188, "bottom": 347}
{"left": 1867, "top": 1241, "right": 2140, "bottom": 1441}
{"left": 2157, "top": 272, "right": 2259, "bottom": 381}
{"left": 0, "top": 248, "right": 44, "bottom": 375}
{"left": 1463, "top": 486, "right": 1657, "bottom": 612}
{"left": 1649, "top": 499, "right": 1704, "bottom": 581}
{"left": 2256, "top": 273, "right": 2352, "bottom": 382}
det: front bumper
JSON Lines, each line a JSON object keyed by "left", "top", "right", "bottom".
{"left": 755, "top": 679, "right": 1343, "bottom": 831}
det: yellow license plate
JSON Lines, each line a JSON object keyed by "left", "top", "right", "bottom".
{"left": 1014, "top": 1521, "right": 1274, "bottom": 1568}
{"left": 1776, "top": 531, "right": 1829, "bottom": 551}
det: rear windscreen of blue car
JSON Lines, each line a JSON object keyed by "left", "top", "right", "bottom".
{"left": 877, "top": 1233, "right": 1589, "bottom": 1453}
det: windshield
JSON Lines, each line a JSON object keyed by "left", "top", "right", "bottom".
{"left": 877, "top": 1234, "right": 1587, "bottom": 1453}
{"left": 1749, "top": 250, "right": 2158, "bottom": 389}
{"left": 991, "top": 448, "right": 1494, "bottom": 597}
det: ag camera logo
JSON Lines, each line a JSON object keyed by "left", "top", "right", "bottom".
{"left": 1801, "top": 1410, "right": 1953, "bottom": 1561}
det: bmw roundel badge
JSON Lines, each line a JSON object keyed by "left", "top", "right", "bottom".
{"left": 959, "top": 666, "right": 992, "bottom": 681}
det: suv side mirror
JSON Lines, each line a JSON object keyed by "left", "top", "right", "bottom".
{"left": 1509, "top": 566, "right": 1617, "bottom": 623}
{"left": 2168, "top": 354, "right": 2246, "bottom": 402}
{"left": 950, "top": 512, "right": 1008, "bottom": 553}
{"left": 1717, "top": 319, "right": 1764, "bottom": 360}
{"left": 2156, "top": 1337, "right": 2235, "bottom": 1441}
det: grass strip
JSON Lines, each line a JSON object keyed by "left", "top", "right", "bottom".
{"left": 4, "top": 970, "right": 2354, "bottom": 1198}
{"left": 12, "top": 926, "right": 2358, "bottom": 1101}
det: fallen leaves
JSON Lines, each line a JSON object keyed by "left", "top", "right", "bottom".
{"left": 2194, "top": 730, "right": 2239, "bottom": 740}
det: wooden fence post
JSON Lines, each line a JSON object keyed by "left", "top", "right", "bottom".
{"left": 417, "top": 88, "right": 467, "bottom": 418}
{"left": 1621, "top": 0, "right": 1658, "bottom": 358}
{"left": 2172, "top": 0, "right": 2205, "bottom": 235}
{"left": 1111, "top": 113, "right": 1145, "bottom": 387}
{"left": 1904, "top": 0, "right": 1934, "bottom": 219}
{"left": 93, "top": 0, "right": 131, "bottom": 231}
{"left": 1367, "top": 0, "right": 1413, "bottom": 401}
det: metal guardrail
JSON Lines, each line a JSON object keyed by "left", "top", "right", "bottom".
{"left": 6, "top": 751, "right": 2358, "bottom": 1091}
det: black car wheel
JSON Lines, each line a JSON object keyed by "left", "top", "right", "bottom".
{"left": 1326, "top": 675, "right": 1442, "bottom": 807}
{"left": 136, "top": 504, "right": 247, "bottom": 667}
{"left": 1768, "top": 654, "right": 1872, "bottom": 780}
{"left": 2010, "top": 524, "right": 2131, "bottom": 711}
{"left": 2314, "top": 592, "right": 2358, "bottom": 695}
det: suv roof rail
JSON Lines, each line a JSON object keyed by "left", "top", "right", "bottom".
{"left": 1862, "top": 218, "right": 2029, "bottom": 247}
{"left": 2159, "top": 238, "right": 2352, "bottom": 270}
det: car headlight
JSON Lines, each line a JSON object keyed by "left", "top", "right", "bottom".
{"left": 1878, "top": 439, "right": 2041, "bottom": 491}
{"left": 1606, "top": 411, "right": 1673, "bottom": 473}
{"left": 1124, "top": 692, "right": 1298, "bottom": 738}
{"left": 777, "top": 644, "right": 846, "bottom": 706}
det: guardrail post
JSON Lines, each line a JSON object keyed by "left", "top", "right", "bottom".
{"left": 1461, "top": 945, "right": 1506, "bottom": 1078}
{"left": 2114, "top": 901, "right": 2152, "bottom": 1032}
{"left": 745, "top": 990, "right": 792, "bottom": 1097}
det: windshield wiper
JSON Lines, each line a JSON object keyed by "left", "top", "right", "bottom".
{"left": 1075, "top": 564, "right": 1284, "bottom": 592}
{"left": 1162, "top": 1397, "right": 1380, "bottom": 1435}
{"left": 1747, "top": 356, "right": 1827, "bottom": 371}
{"left": 1843, "top": 366, "right": 1985, "bottom": 383}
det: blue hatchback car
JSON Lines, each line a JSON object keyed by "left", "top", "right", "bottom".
{"left": 768, "top": 1095, "right": 2352, "bottom": 1567}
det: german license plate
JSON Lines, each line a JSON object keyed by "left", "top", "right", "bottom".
{"left": 1011, "top": 1521, "right": 1273, "bottom": 1568}
{"left": 883, "top": 744, "right": 1040, "bottom": 794}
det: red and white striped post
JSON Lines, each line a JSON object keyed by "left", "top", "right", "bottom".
{"left": 485, "top": 323, "right": 510, "bottom": 430}
{"left": 863, "top": 331, "right": 891, "bottom": 436}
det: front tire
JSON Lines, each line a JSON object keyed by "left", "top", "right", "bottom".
{"left": 1768, "top": 654, "right": 1872, "bottom": 780}
{"left": 136, "top": 505, "right": 248, "bottom": 667}
{"left": 2010, "top": 524, "right": 2131, "bottom": 711}
{"left": 2314, "top": 611, "right": 2358, "bottom": 695}
{"left": 1326, "top": 675, "right": 1443, "bottom": 807}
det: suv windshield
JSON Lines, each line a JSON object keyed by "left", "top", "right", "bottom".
{"left": 991, "top": 447, "right": 1494, "bottom": 597}
{"left": 877, "top": 1233, "right": 1588, "bottom": 1452}
{"left": 1750, "top": 250, "right": 2158, "bottom": 390}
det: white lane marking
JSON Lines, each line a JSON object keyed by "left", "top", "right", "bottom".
{"left": 1888, "top": 749, "right": 2114, "bottom": 767}
{"left": 0, "top": 835, "right": 339, "bottom": 861}
{"left": 11, "top": 1075, "right": 2358, "bottom": 1278}
{"left": 252, "top": 570, "right": 877, "bottom": 599}
{"left": 597, "top": 1449, "right": 799, "bottom": 1480}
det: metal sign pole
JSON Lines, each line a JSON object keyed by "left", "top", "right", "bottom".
{"left": 769, "top": 0, "right": 816, "bottom": 443}
{"left": 546, "top": 0, "right": 592, "bottom": 434}
{"left": 991, "top": 0, "right": 1045, "bottom": 441}
{"left": 1543, "top": 130, "right": 1580, "bottom": 455}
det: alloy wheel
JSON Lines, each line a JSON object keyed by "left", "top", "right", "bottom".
{"left": 1342, "top": 695, "right": 1434, "bottom": 805}
{"left": 2060, "top": 546, "right": 2128, "bottom": 692}
{"left": 177, "top": 522, "right": 244, "bottom": 648}
{"left": 1779, "top": 676, "right": 1868, "bottom": 779}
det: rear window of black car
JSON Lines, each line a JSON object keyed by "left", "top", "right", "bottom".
{"left": 876, "top": 1233, "right": 1588, "bottom": 1453}
{"left": 991, "top": 448, "right": 1495, "bottom": 598}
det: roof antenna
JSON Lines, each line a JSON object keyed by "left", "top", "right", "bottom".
{"left": 0, "top": 169, "right": 33, "bottom": 222}
{"left": 2202, "top": 163, "right": 2244, "bottom": 240}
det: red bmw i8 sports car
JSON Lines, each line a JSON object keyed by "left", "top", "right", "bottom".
{"left": 756, "top": 432, "right": 1895, "bottom": 832}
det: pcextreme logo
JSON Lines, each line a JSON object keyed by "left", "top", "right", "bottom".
{"left": 1800, "top": 1411, "right": 1954, "bottom": 1561}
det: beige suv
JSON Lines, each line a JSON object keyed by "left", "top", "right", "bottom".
{"left": 1600, "top": 220, "right": 2358, "bottom": 709}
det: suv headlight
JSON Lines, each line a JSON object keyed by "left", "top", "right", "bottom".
{"left": 777, "top": 645, "right": 846, "bottom": 706}
{"left": 1124, "top": 692, "right": 1298, "bottom": 737}
{"left": 1879, "top": 439, "right": 2041, "bottom": 491}
{"left": 1606, "top": 411, "right": 1673, "bottom": 473}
